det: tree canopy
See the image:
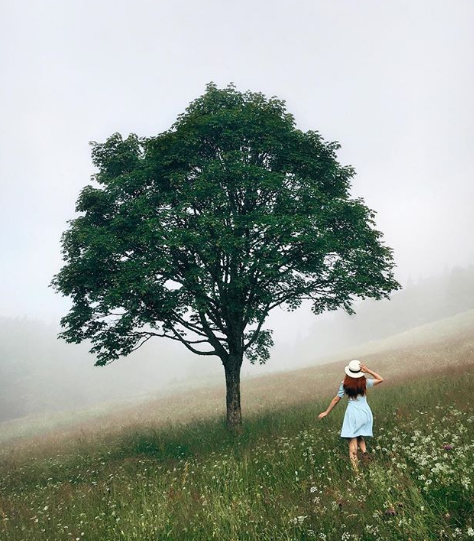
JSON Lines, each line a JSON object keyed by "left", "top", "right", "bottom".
{"left": 50, "top": 82, "right": 400, "bottom": 430}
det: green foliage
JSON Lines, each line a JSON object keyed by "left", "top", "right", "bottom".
{"left": 50, "top": 82, "right": 400, "bottom": 366}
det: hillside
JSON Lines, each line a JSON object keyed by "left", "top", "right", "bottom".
{"left": 2, "top": 308, "right": 473, "bottom": 448}
{"left": 0, "top": 311, "right": 473, "bottom": 540}
{"left": 2, "top": 265, "right": 474, "bottom": 424}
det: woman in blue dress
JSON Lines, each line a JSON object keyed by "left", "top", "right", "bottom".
{"left": 318, "top": 359, "right": 384, "bottom": 471}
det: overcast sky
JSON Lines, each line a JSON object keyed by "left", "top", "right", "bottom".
{"left": 1, "top": 0, "right": 473, "bottom": 335}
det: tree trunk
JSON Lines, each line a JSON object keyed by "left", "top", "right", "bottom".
{"left": 223, "top": 356, "right": 243, "bottom": 434}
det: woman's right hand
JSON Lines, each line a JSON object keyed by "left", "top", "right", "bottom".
{"left": 318, "top": 412, "right": 328, "bottom": 419}
{"left": 360, "top": 364, "right": 369, "bottom": 373}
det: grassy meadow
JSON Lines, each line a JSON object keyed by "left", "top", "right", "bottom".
{"left": 1, "top": 311, "right": 474, "bottom": 540}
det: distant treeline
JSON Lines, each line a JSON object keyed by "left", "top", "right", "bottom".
{"left": 295, "top": 264, "right": 474, "bottom": 360}
{"left": 0, "top": 318, "right": 192, "bottom": 423}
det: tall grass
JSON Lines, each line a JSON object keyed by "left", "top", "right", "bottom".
{"left": 1, "top": 363, "right": 473, "bottom": 540}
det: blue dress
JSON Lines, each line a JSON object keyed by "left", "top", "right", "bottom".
{"left": 337, "top": 378, "right": 375, "bottom": 438}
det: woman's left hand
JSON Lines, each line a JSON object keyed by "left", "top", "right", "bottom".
{"left": 318, "top": 412, "right": 328, "bottom": 419}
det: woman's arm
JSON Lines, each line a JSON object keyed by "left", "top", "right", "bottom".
{"left": 318, "top": 395, "right": 341, "bottom": 419}
{"left": 361, "top": 364, "right": 384, "bottom": 385}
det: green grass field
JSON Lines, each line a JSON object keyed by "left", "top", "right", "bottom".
{"left": 1, "top": 311, "right": 474, "bottom": 540}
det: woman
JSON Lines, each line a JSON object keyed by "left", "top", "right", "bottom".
{"left": 318, "top": 360, "right": 384, "bottom": 471}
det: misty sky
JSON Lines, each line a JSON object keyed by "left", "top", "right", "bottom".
{"left": 1, "top": 0, "right": 473, "bottom": 336}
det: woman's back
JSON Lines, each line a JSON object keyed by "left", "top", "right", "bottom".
{"left": 337, "top": 378, "right": 375, "bottom": 403}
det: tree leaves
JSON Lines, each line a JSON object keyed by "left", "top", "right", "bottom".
{"left": 50, "top": 83, "right": 400, "bottom": 367}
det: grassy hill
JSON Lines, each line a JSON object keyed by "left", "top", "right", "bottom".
{"left": 1, "top": 310, "right": 474, "bottom": 540}
{"left": 2, "top": 308, "right": 474, "bottom": 447}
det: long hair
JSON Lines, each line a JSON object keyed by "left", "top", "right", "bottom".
{"left": 343, "top": 375, "right": 367, "bottom": 398}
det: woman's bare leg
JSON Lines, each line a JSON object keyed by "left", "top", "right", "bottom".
{"left": 357, "top": 436, "right": 366, "bottom": 453}
{"left": 348, "top": 438, "right": 359, "bottom": 471}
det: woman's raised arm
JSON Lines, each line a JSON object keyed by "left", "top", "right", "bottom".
{"left": 361, "top": 364, "right": 384, "bottom": 385}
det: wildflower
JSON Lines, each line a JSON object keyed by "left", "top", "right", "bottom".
{"left": 384, "top": 508, "right": 397, "bottom": 517}
{"left": 443, "top": 444, "right": 453, "bottom": 451}
{"left": 467, "top": 527, "right": 474, "bottom": 537}
{"left": 290, "top": 515, "right": 308, "bottom": 524}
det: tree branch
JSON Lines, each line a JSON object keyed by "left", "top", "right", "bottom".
{"left": 243, "top": 309, "right": 270, "bottom": 351}
{"left": 167, "top": 323, "right": 220, "bottom": 356}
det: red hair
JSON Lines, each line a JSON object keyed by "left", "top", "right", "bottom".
{"left": 343, "top": 375, "right": 367, "bottom": 399}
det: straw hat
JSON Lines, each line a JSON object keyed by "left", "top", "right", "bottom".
{"left": 344, "top": 359, "right": 364, "bottom": 378}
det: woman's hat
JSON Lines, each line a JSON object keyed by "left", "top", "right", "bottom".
{"left": 344, "top": 359, "right": 364, "bottom": 378}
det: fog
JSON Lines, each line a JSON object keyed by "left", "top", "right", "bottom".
{"left": 1, "top": 0, "right": 473, "bottom": 422}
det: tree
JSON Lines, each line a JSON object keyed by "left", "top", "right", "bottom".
{"left": 50, "top": 82, "right": 401, "bottom": 433}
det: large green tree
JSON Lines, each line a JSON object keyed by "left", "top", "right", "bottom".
{"left": 50, "top": 82, "right": 400, "bottom": 432}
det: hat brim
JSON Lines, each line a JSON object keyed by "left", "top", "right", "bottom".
{"left": 344, "top": 366, "right": 365, "bottom": 378}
